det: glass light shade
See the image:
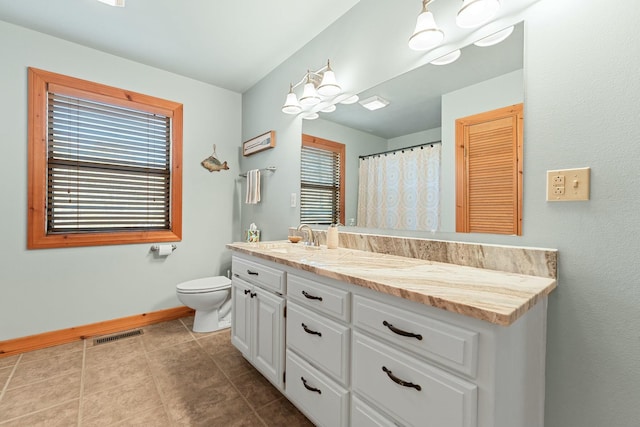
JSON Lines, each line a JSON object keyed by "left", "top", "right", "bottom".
{"left": 431, "top": 49, "right": 461, "bottom": 65}
{"left": 299, "top": 81, "right": 321, "bottom": 106}
{"left": 320, "top": 104, "right": 336, "bottom": 113}
{"left": 300, "top": 111, "right": 319, "bottom": 120}
{"left": 473, "top": 25, "right": 514, "bottom": 47}
{"left": 456, "top": 0, "right": 501, "bottom": 29}
{"left": 281, "top": 91, "right": 301, "bottom": 114}
{"left": 408, "top": 10, "right": 445, "bottom": 51}
{"left": 317, "top": 70, "right": 341, "bottom": 97}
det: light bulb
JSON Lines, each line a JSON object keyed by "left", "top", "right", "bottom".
{"left": 408, "top": 6, "right": 444, "bottom": 51}
{"left": 299, "top": 79, "right": 320, "bottom": 106}
{"left": 281, "top": 86, "right": 301, "bottom": 114}
{"left": 317, "top": 63, "right": 341, "bottom": 97}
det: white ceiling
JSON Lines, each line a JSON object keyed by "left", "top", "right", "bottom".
{"left": 0, "top": 0, "right": 360, "bottom": 93}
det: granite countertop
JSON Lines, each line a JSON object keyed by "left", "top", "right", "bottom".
{"left": 226, "top": 241, "right": 557, "bottom": 326}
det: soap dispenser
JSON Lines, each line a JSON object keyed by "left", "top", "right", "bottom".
{"left": 327, "top": 224, "right": 339, "bottom": 249}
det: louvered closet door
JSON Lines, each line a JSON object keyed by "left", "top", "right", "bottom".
{"left": 456, "top": 104, "right": 523, "bottom": 235}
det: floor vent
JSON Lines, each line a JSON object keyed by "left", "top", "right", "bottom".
{"left": 93, "top": 329, "right": 143, "bottom": 346}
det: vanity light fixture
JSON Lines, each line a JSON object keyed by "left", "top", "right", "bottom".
{"left": 97, "top": 0, "right": 125, "bottom": 6}
{"left": 281, "top": 60, "right": 347, "bottom": 117}
{"left": 430, "top": 49, "right": 462, "bottom": 65}
{"left": 456, "top": 0, "right": 501, "bottom": 28}
{"left": 408, "top": 0, "right": 445, "bottom": 51}
{"left": 473, "top": 25, "right": 514, "bottom": 47}
{"left": 359, "top": 96, "right": 390, "bottom": 111}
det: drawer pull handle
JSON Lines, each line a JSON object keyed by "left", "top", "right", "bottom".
{"left": 301, "top": 323, "right": 322, "bottom": 337}
{"left": 301, "top": 376, "right": 322, "bottom": 394}
{"left": 244, "top": 289, "right": 250, "bottom": 295}
{"left": 302, "top": 290, "right": 323, "bottom": 301}
{"left": 250, "top": 292, "right": 257, "bottom": 298}
{"left": 247, "top": 269, "right": 259, "bottom": 276}
{"left": 383, "top": 320, "right": 423, "bottom": 341}
{"left": 382, "top": 366, "right": 422, "bottom": 391}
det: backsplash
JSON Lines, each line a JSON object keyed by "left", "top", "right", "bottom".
{"left": 292, "top": 228, "right": 557, "bottom": 279}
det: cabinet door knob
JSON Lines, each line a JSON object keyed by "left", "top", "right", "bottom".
{"left": 302, "top": 290, "right": 323, "bottom": 301}
{"left": 301, "top": 323, "right": 322, "bottom": 337}
{"left": 382, "top": 366, "right": 422, "bottom": 391}
{"left": 250, "top": 292, "right": 257, "bottom": 298}
{"left": 244, "top": 289, "right": 250, "bottom": 295}
{"left": 382, "top": 320, "right": 423, "bottom": 340}
{"left": 301, "top": 376, "right": 322, "bottom": 394}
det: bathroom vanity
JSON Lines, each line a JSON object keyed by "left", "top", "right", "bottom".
{"left": 227, "top": 237, "right": 556, "bottom": 427}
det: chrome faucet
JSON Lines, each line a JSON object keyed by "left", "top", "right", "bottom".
{"left": 297, "top": 224, "right": 318, "bottom": 246}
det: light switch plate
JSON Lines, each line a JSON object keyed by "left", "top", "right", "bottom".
{"left": 547, "top": 167, "right": 590, "bottom": 201}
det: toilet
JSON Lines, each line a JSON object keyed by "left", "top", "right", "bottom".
{"left": 176, "top": 276, "right": 232, "bottom": 333}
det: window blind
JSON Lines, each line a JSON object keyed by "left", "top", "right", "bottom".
{"left": 300, "top": 144, "right": 341, "bottom": 225}
{"left": 47, "top": 92, "right": 171, "bottom": 233}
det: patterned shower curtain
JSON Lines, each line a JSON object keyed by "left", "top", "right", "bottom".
{"left": 357, "top": 143, "right": 440, "bottom": 231}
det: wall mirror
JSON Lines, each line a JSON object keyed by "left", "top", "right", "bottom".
{"left": 302, "top": 22, "right": 524, "bottom": 234}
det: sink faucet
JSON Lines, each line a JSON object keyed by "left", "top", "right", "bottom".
{"left": 297, "top": 224, "right": 318, "bottom": 246}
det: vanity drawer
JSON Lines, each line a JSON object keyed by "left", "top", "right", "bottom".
{"left": 232, "top": 256, "right": 285, "bottom": 294}
{"left": 353, "top": 295, "right": 478, "bottom": 377}
{"left": 352, "top": 332, "right": 477, "bottom": 427}
{"left": 351, "top": 395, "right": 397, "bottom": 427}
{"left": 287, "top": 302, "right": 350, "bottom": 384}
{"left": 288, "top": 274, "right": 350, "bottom": 322}
{"left": 285, "top": 350, "right": 349, "bottom": 427}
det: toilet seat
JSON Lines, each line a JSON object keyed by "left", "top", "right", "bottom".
{"left": 176, "top": 276, "right": 231, "bottom": 294}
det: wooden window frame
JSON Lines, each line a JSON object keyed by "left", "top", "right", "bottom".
{"left": 455, "top": 103, "right": 523, "bottom": 235}
{"left": 27, "top": 67, "right": 183, "bottom": 249}
{"left": 301, "top": 134, "right": 345, "bottom": 226}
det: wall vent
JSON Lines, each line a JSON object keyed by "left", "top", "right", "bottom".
{"left": 93, "top": 329, "right": 143, "bottom": 345}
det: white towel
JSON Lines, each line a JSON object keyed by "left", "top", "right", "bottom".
{"left": 245, "top": 169, "right": 261, "bottom": 204}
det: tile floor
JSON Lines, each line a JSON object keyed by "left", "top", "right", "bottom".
{"left": 0, "top": 317, "right": 313, "bottom": 426}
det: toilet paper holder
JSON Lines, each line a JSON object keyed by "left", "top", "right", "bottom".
{"left": 150, "top": 244, "right": 177, "bottom": 252}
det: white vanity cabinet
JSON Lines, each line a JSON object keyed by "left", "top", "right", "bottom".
{"left": 231, "top": 256, "right": 286, "bottom": 390}
{"left": 228, "top": 250, "right": 550, "bottom": 427}
{"left": 285, "top": 273, "right": 351, "bottom": 427}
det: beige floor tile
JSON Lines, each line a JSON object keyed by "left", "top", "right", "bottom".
{"left": 140, "top": 319, "right": 194, "bottom": 352}
{"left": 110, "top": 404, "right": 170, "bottom": 426}
{"left": 165, "top": 380, "right": 250, "bottom": 426}
{"left": 257, "top": 397, "right": 314, "bottom": 427}
{"left": 8, "top": 351, "right": 83, "bottom": 389}
{"left": 232, "top": 370, "right": 283, "bottom": 410}
{"left": 147, "top": 341, "right": 226, "bottom": 395}
{"left": 83, "top": 352, "right": 152, "bottom": 395}
{"left": 85, "top": 336, "right": 145, "bottom": 369}
{"left": 0, "top": 366, "right": 13, "bottom": 391}
{"left": 197, "top": 328, "right": 234, "bottom": 355}
{"left": 210, "top": 347, "right": 255, "bottom": 378}
{"left": 0, "top": 399, "right": 78, "bottom": 427}
{"left": 80, "top": 377, "right": 162, "bottom": 426}
{"left": 19, "top": 340, "right": 84, "bottom": 364}
{"left": 0, "top": 372, "right": 81, "bottom": 422}
{"left": 0, "top": 355, "right": 19, "bottom": 369}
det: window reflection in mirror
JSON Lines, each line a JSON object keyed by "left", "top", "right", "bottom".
{"left": 301, "top": 22, "right": 524, "bottom": 234}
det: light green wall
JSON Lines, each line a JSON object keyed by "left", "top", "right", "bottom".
{"left": 0, "top": 20, "right": 241, "bottom": 341}
{"left": 241, "top": 1, "right": 640, "bottom": 426}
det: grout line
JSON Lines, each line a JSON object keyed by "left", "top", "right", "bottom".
{"left": 76, "top": 339, "right": 87, "bottom": 427}
{"left": 0, "top": 354, "right": 22, "bottom": 405}
{"left": 142, "top": 338, "right": 177, "bottom": 427}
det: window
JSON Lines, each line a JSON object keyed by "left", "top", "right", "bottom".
{"left": 28, "top": 68, "right": 183, "bottom": 249}
{"left": 455, "top": 103, "right": 523, "bottom": 235}
{"left": 300, "top": 134, "right": 345, "bottom": 225}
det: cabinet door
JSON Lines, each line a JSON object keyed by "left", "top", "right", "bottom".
{"left": 231, "top": 278, "right": 252, "bottom": 357}
{"left": 252, "top": 287, "right": 285, "bottom": 388}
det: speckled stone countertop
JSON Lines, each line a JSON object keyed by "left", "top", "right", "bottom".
{"left": 227, "top": 241, "right": 557, "bottom": 326}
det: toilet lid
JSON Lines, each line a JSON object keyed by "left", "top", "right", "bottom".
{"left": 176, "top": 276, "right": 231, "bottom": 292}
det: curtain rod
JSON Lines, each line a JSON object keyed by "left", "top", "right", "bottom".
{"left": 238, "top": 166, "right": 277, "bottom": 177}
{"left": 358, "top": 140, "right": 441, "bottom": 160}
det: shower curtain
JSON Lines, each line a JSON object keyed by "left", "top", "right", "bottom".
{"left": 357, "top": 143, "right": 440, "bottom": 231}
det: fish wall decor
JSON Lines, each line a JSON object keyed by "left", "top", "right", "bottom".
{"left": 201, "top": 144, "right": 229, "bottom": 172}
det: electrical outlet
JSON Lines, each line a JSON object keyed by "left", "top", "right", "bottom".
{"left": 547, "top": 168, "right": 590, "bottom": 201}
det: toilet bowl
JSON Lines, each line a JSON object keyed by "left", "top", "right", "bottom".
{"left": 176, "top": 276, "right": 232, "bottom": 333}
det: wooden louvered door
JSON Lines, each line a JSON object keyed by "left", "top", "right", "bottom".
{"left": 455, "top": 104, "right": 523, "bottom": 235}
